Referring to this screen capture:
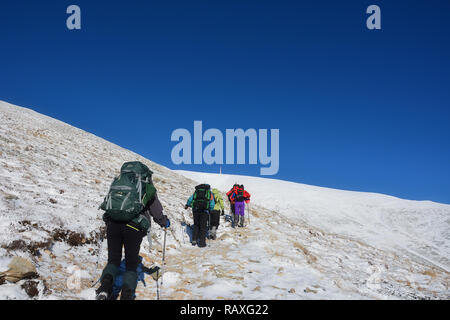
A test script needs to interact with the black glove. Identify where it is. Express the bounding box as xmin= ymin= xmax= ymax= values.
xmin=184 ymin=205 xmax=189 ymax=210
xmin=221 ymin=210 xmax=224 ymax=216
xmin=102 ymin=213 xmax=110 ymax=223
